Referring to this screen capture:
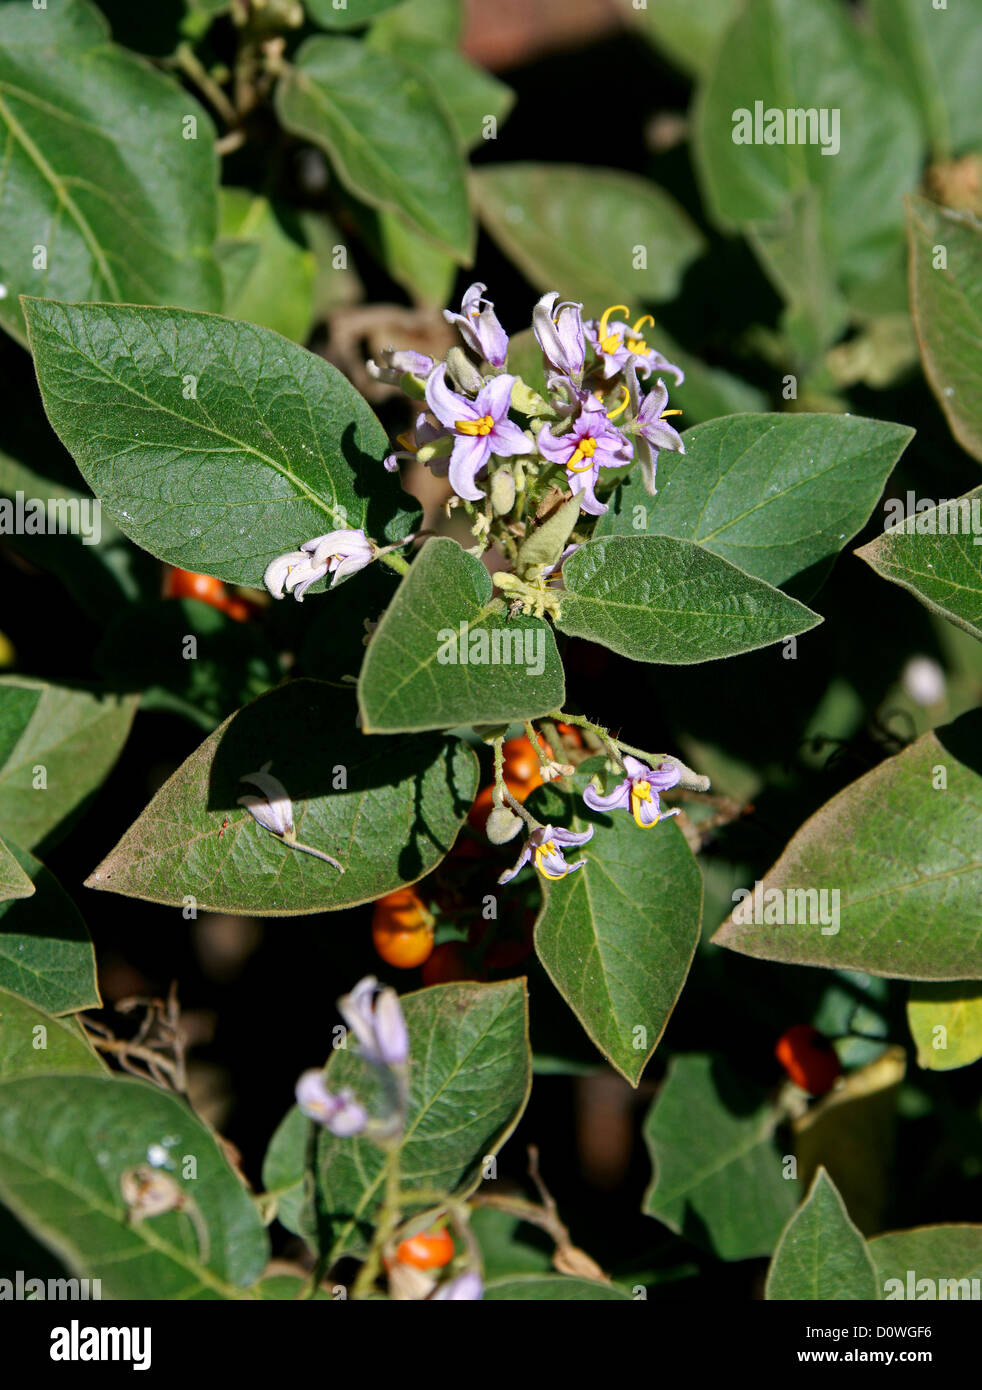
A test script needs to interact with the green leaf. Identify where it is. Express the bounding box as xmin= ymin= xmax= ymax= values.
xmin=0 ymin=1074 xmax=269 ymax=1297
xmin=870 ymin=1225 xmax=982 ymax=1298
xmin=712 ymin=713 xmax=982 ymax=979
xmin=0 ymin=833 xmax=33 ymax=903
xmin=871 ymin=0 xmax=982 ymax=160
xmin=368 ymin=33 xmax=513 ymax=152
xmin=527 ymin=772 xmax=702 ymax=1086
xmin=0 ymin=676 xmax=137 ymax=853
xmin=261 ymin=1104 xmax=310 ymax=1238
xmin=306 ymin=0 xmax=404 ymax=28
xmin=217 ymin=190 xmax=316 ymax=343
xmin=0 ymin=0 xmax=221 ymax=345
xmin=556 ymin=535 xmax=821 ymax=663
xmin=626 ymin=0 xmax=739 ymax=78
xmin=0 ymin=987 xmax=105 ymax=1080
xmin=597 ymin=413 xmax=913 ymax=589
xmin=368 ymin=0 xmax=461 ymax=47
xmin=0 ymin=840 xmax=99 ymax=1014
xmin=643 ymin=1053 xmax=799 ymax=1260
xmin=907 ymin=982 xmax=982 ymax=1071
xmin=23 ymin=298 xmax=418 ymax=588
xmin=357 ymin=205 xmax=456 ymax=308
xmin=313 ymin=980 xmax=531 ymax=1259
xmin=473 ymin=164 xmax=704 ymax=309
xmin=484 ymin=1274 xmax=632 ymax=1301
xmin=855 ymin=486 xmax=982 ymax=641
xmin=907 ymin=198 xmax=982 ymax=465
xmin=85 ymin=679 xmax=479 ymax=915
xmin=357 ymin=538 xmax=565 ymax=734
xmin=693 ymin=0 xmax=923 ymax=307
xmin=255 ymin=1273 xmax=331 ymax=1299
xmin=275 ymin=36 xmax=472 ymax=262
xmin=765 ymin=1168 xmax=878 ymax=1300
